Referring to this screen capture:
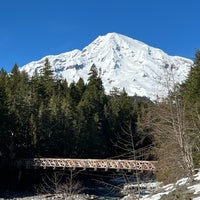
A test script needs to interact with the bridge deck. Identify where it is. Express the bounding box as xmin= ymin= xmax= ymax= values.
xmin=16 ymin=158 xmax=157 ymax=171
